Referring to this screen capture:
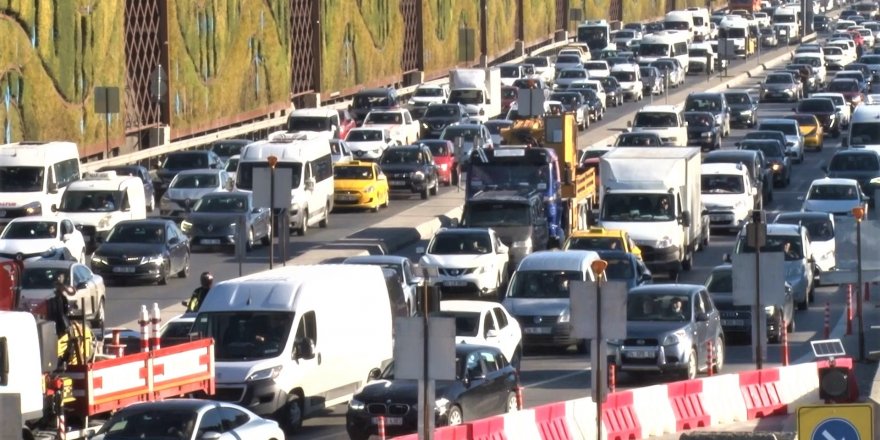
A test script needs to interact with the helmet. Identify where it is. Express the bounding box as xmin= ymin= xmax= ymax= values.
xmin=200 ymin=272 xmax=214 ymax=287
